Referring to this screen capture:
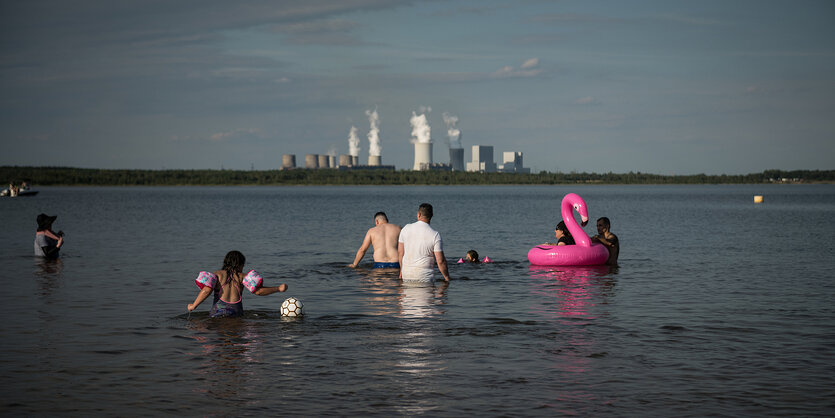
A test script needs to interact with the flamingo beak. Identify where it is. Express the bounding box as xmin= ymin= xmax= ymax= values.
xmin=581 ymin=216 xmax=589 ymax=227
